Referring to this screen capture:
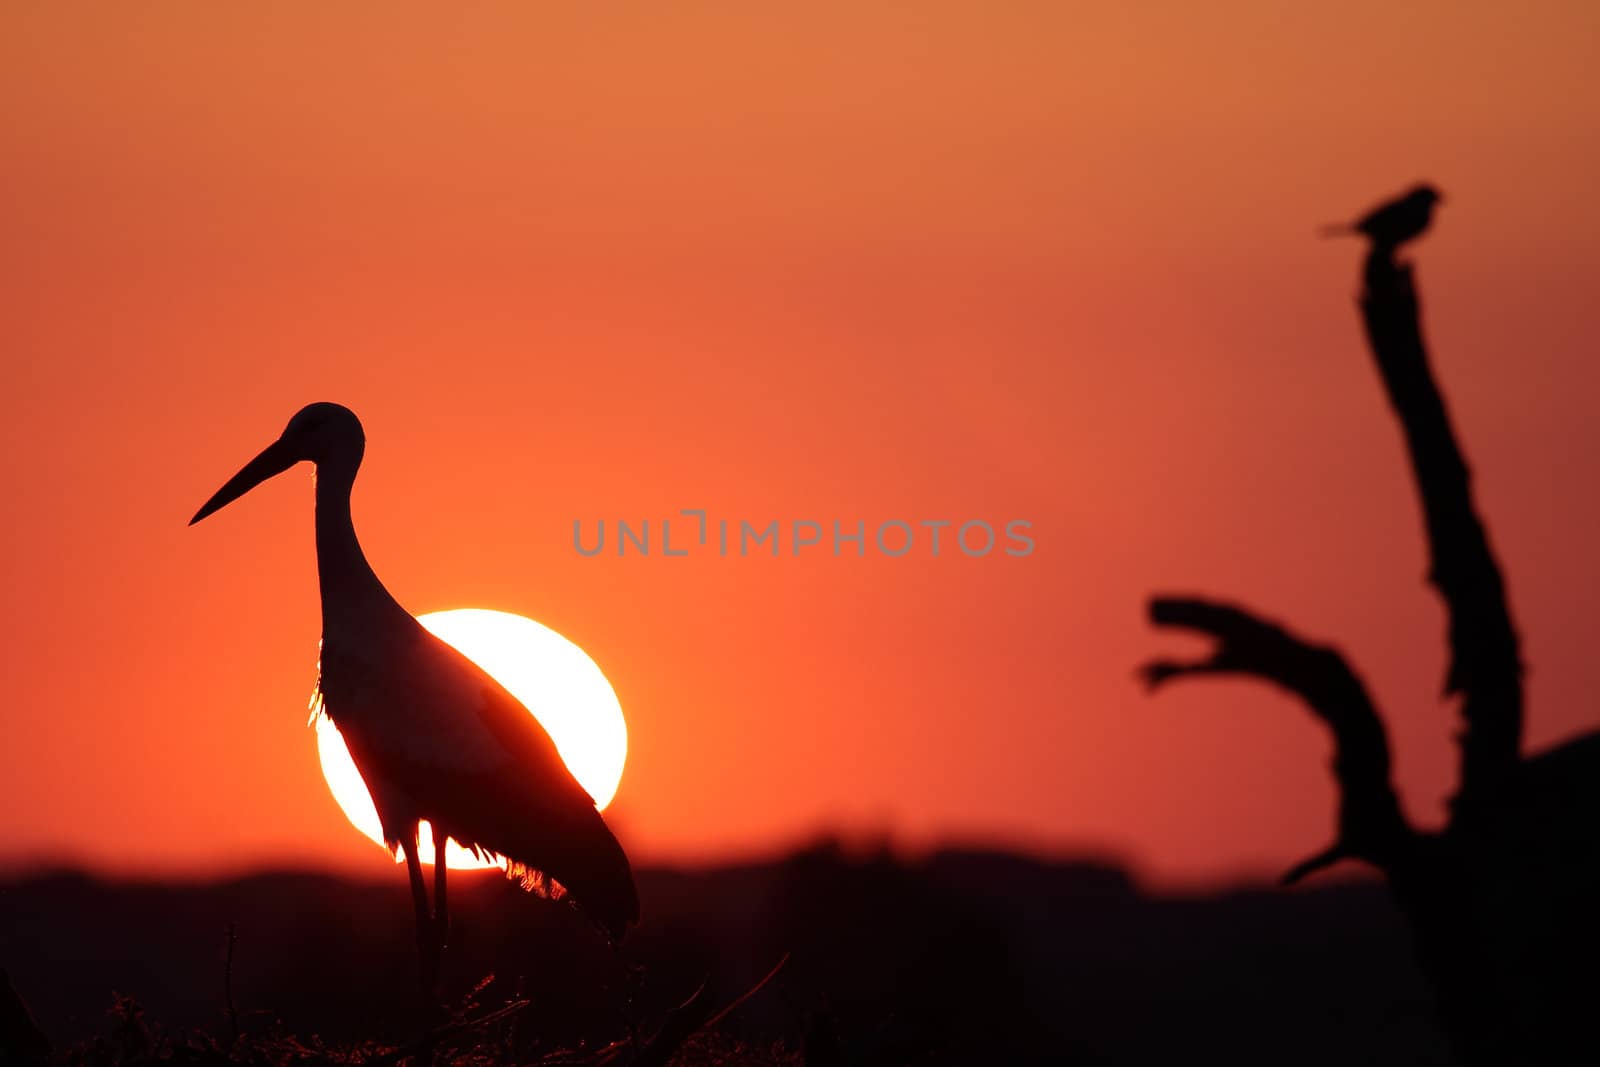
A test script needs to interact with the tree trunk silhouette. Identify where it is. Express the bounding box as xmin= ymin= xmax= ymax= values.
xmin=1356 ymin=252 xmax=1524 ymax=808
xmin=1146 ymin=239 xmax=1600 ymax=1064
